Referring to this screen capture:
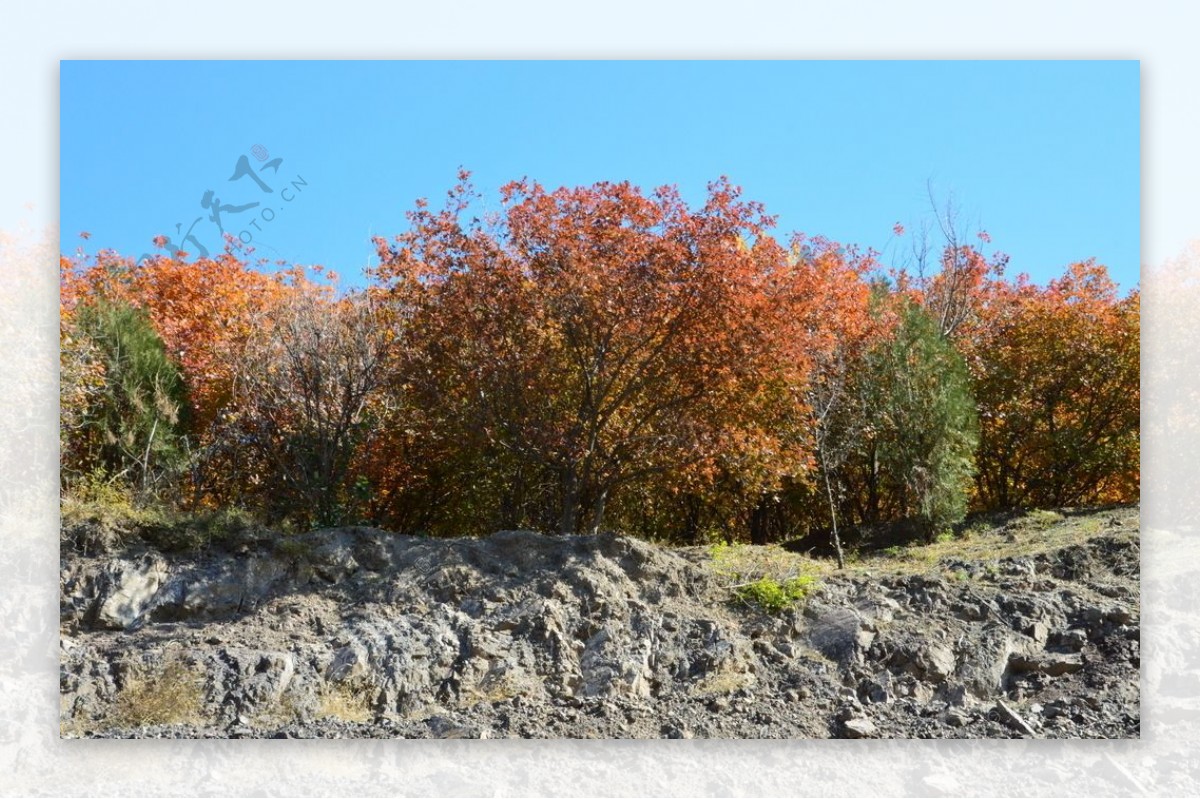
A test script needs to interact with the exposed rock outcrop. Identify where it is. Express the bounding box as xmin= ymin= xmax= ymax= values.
xmin=60 ymin=508 xmax=1140 ymax=739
